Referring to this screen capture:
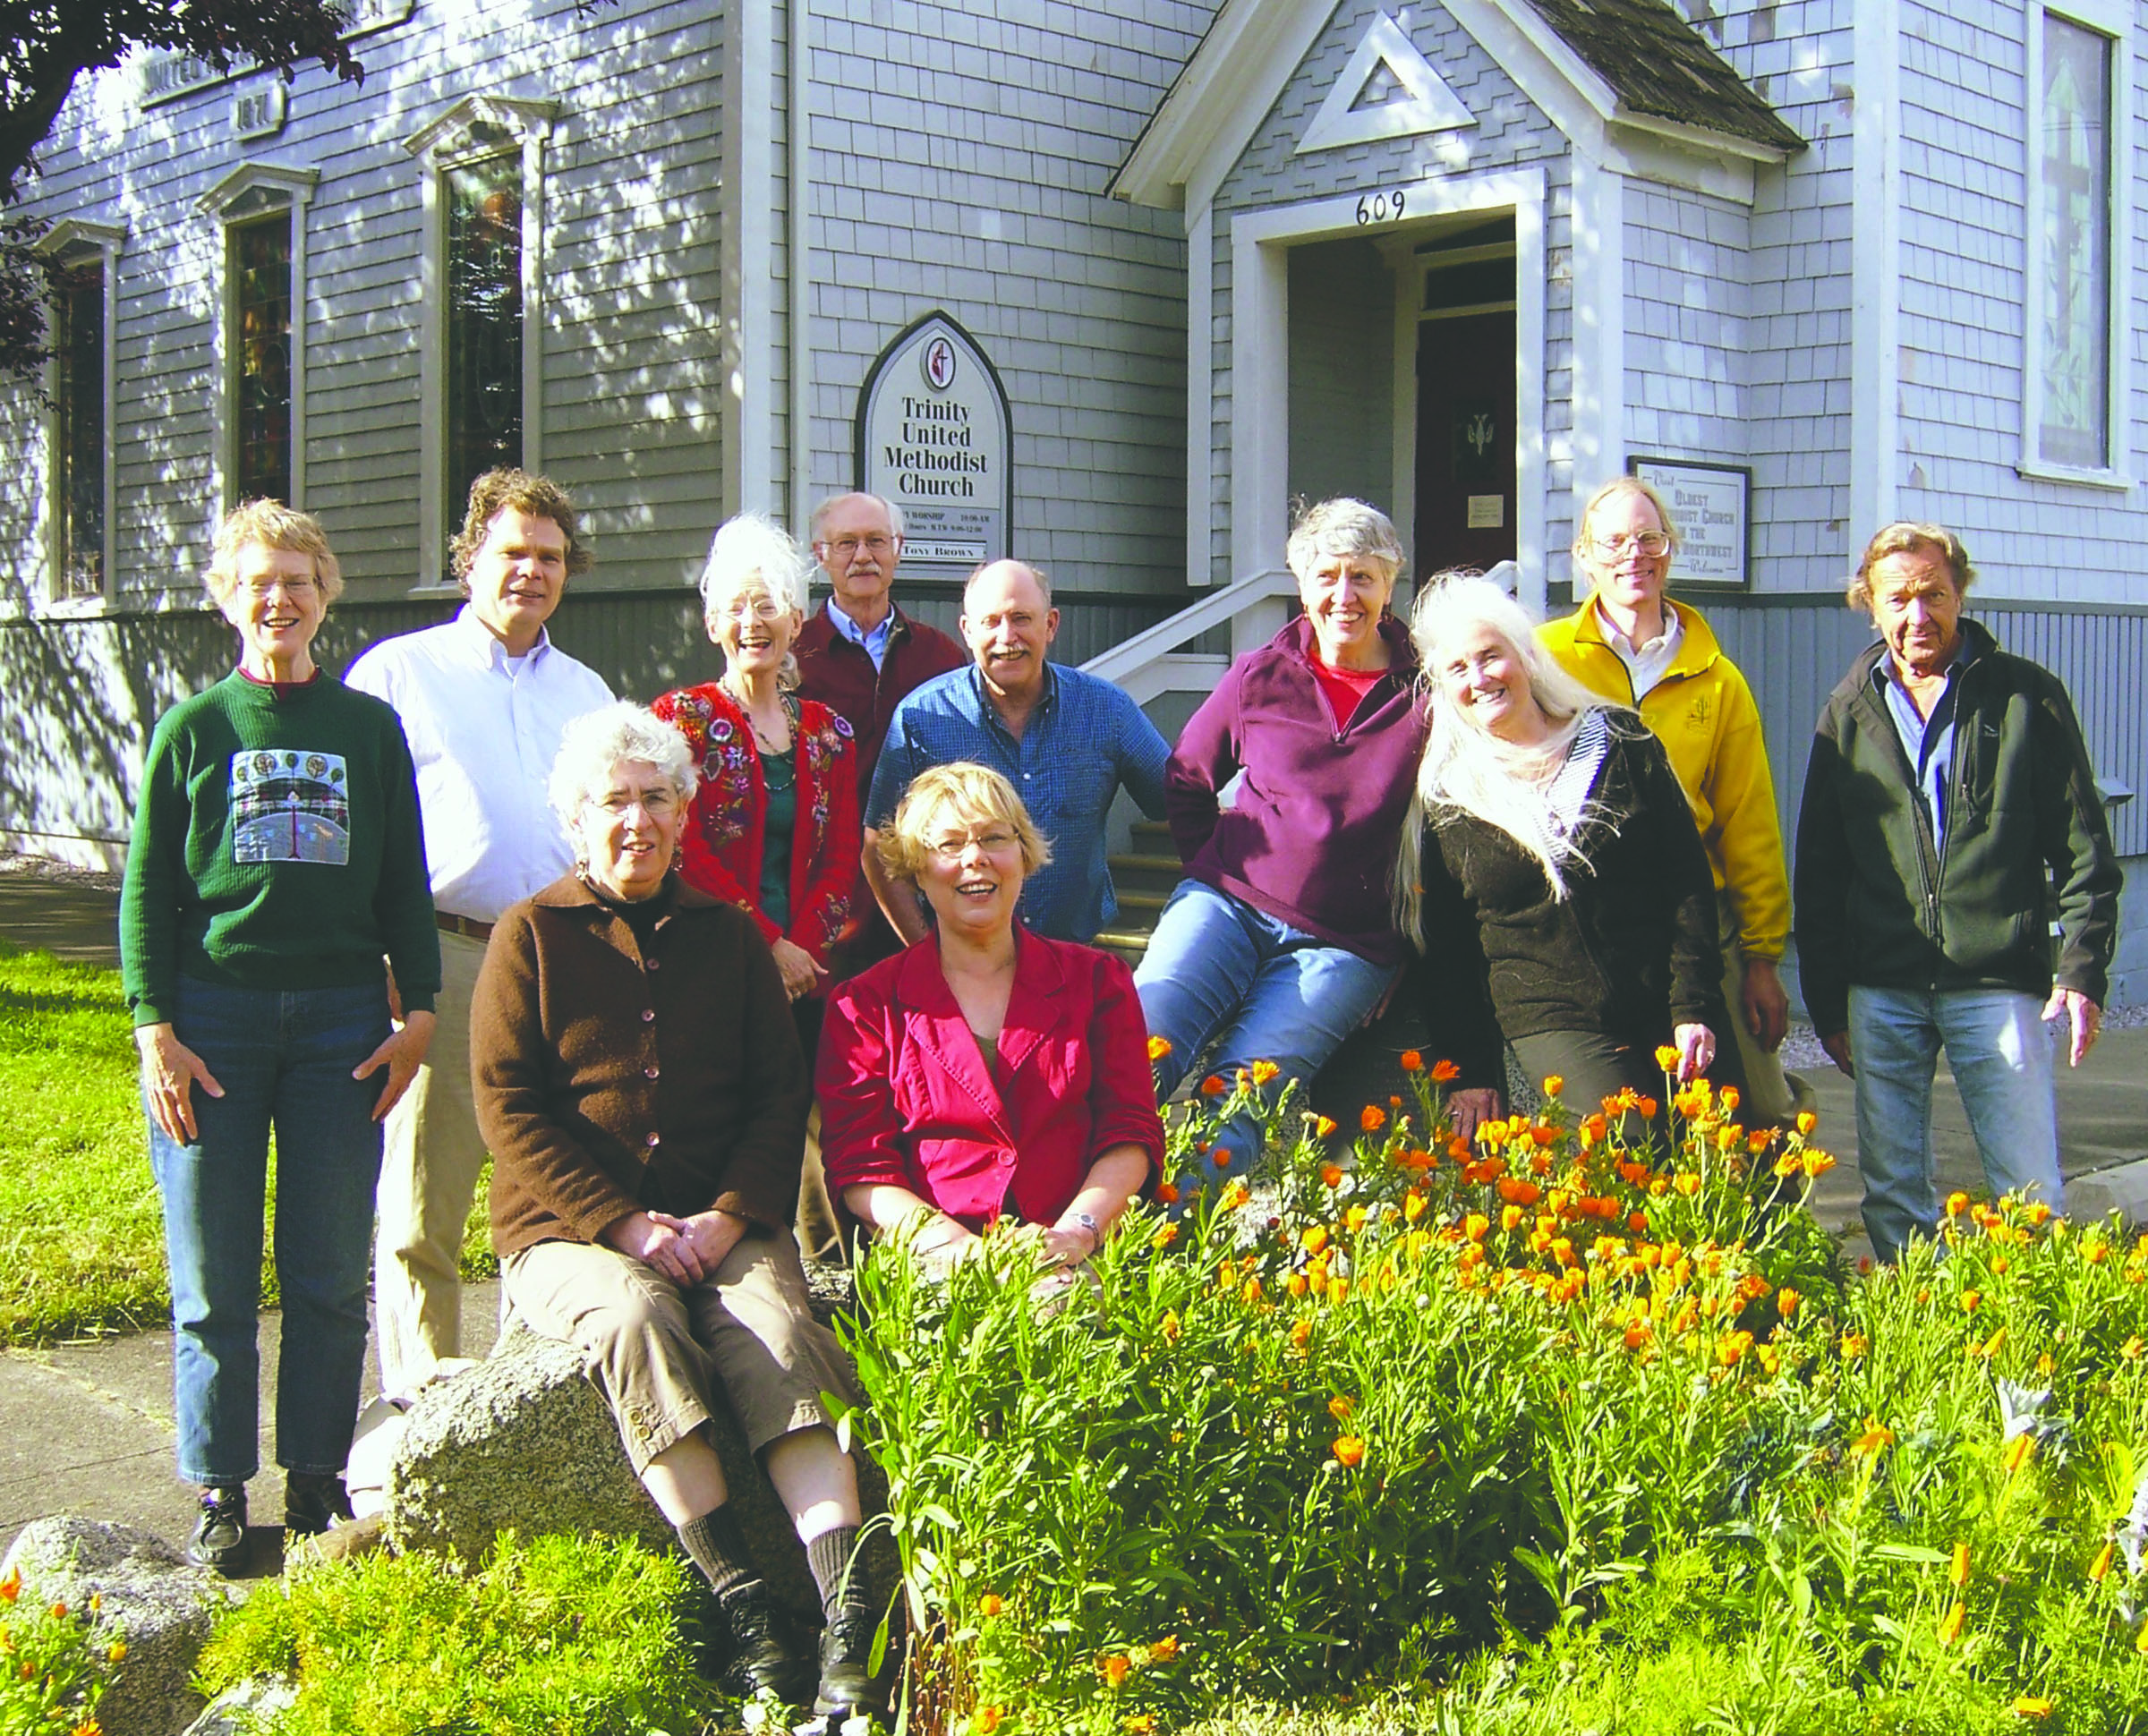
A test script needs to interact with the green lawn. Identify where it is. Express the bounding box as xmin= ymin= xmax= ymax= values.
xmin=0 ymin=941 xmax=494 ymax=1346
